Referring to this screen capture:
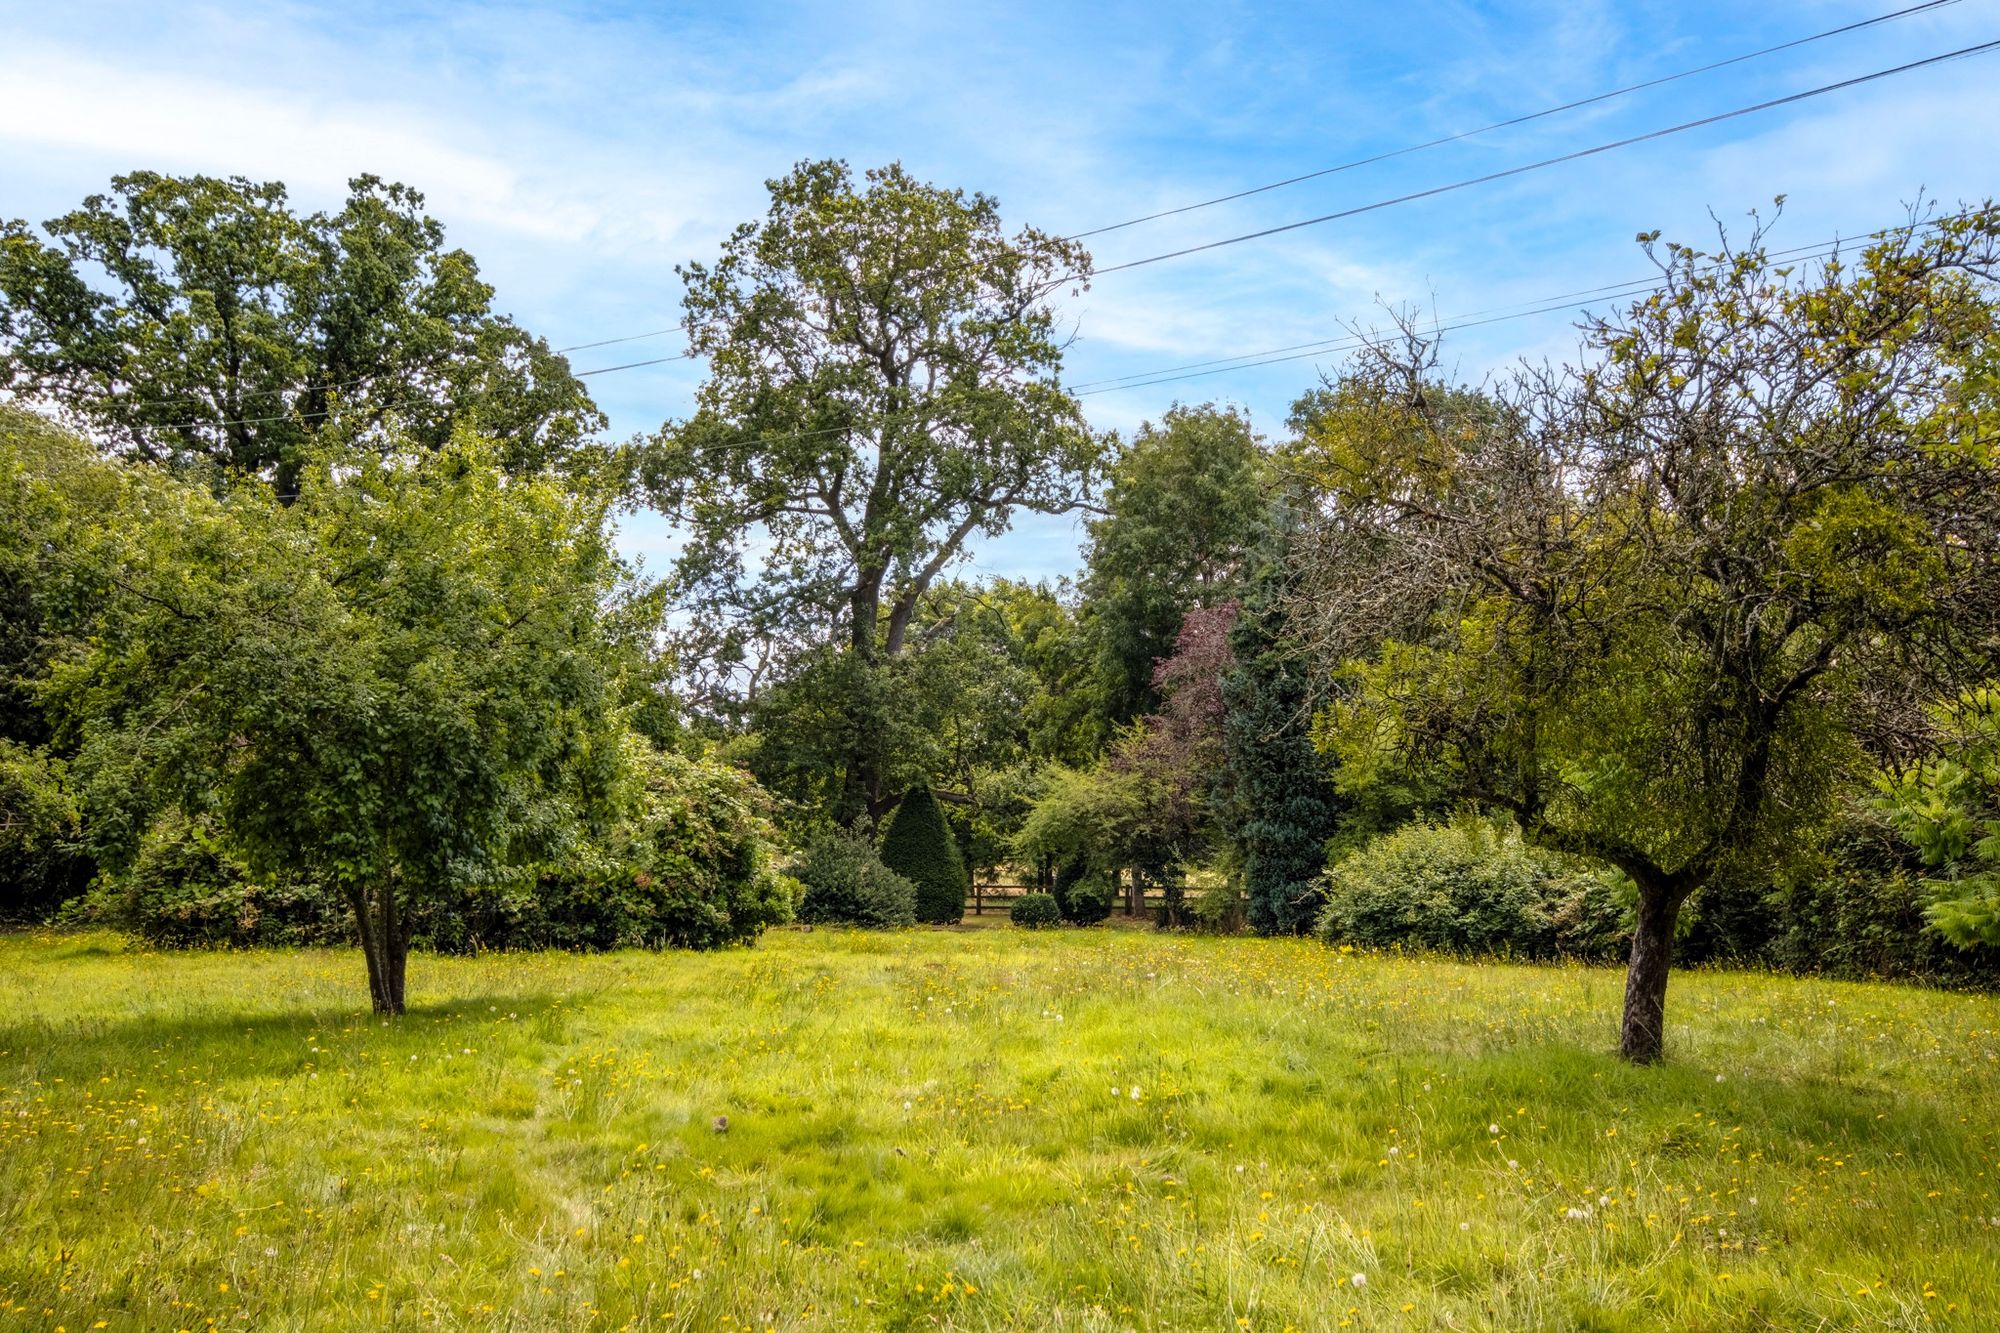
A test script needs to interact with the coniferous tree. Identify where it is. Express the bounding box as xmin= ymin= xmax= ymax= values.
xmin=880 ymin=786 xmax=967 ymax=924
xmin=1222 ymin=519 xmax=1340 ymax=934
